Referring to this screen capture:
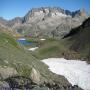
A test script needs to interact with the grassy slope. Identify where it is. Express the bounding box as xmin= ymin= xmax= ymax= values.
xmin=33 ymin=38 xmax=81 ymax=60
xmin=0 ymin=30 xmax=36 ymax=75
xmin=0 ymin=28 xmax=69 ymax=85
